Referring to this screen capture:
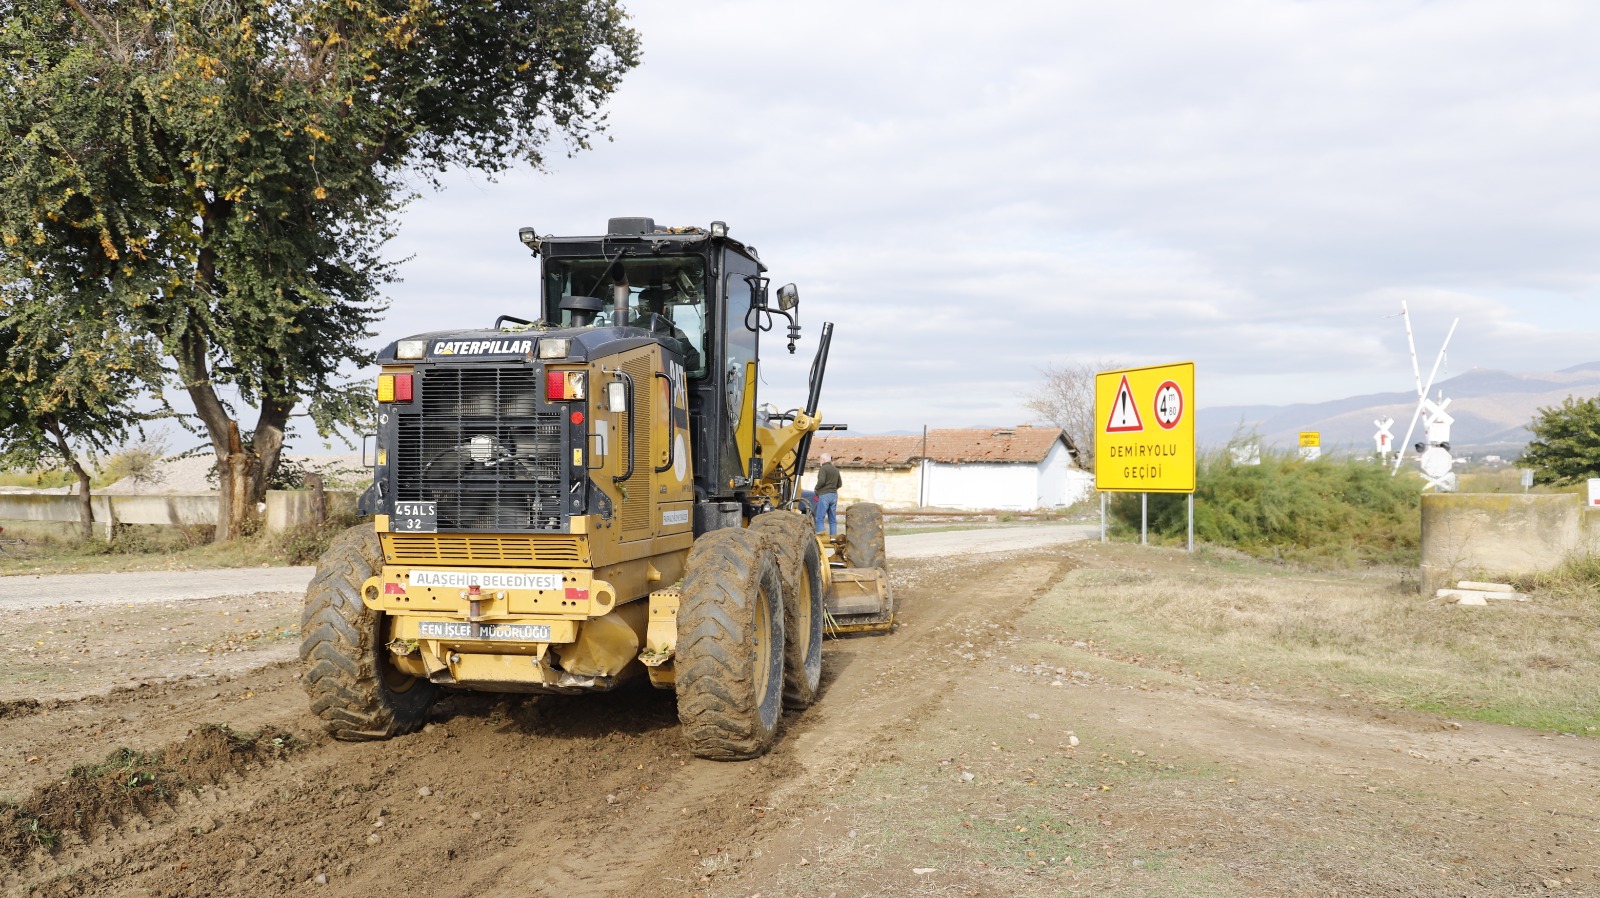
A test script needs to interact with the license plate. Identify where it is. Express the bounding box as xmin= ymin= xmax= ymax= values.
xmin=393 ymin=502 xmax=437 ymax=533
xmin=417 ymin=620 xmax=552 ymax=641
